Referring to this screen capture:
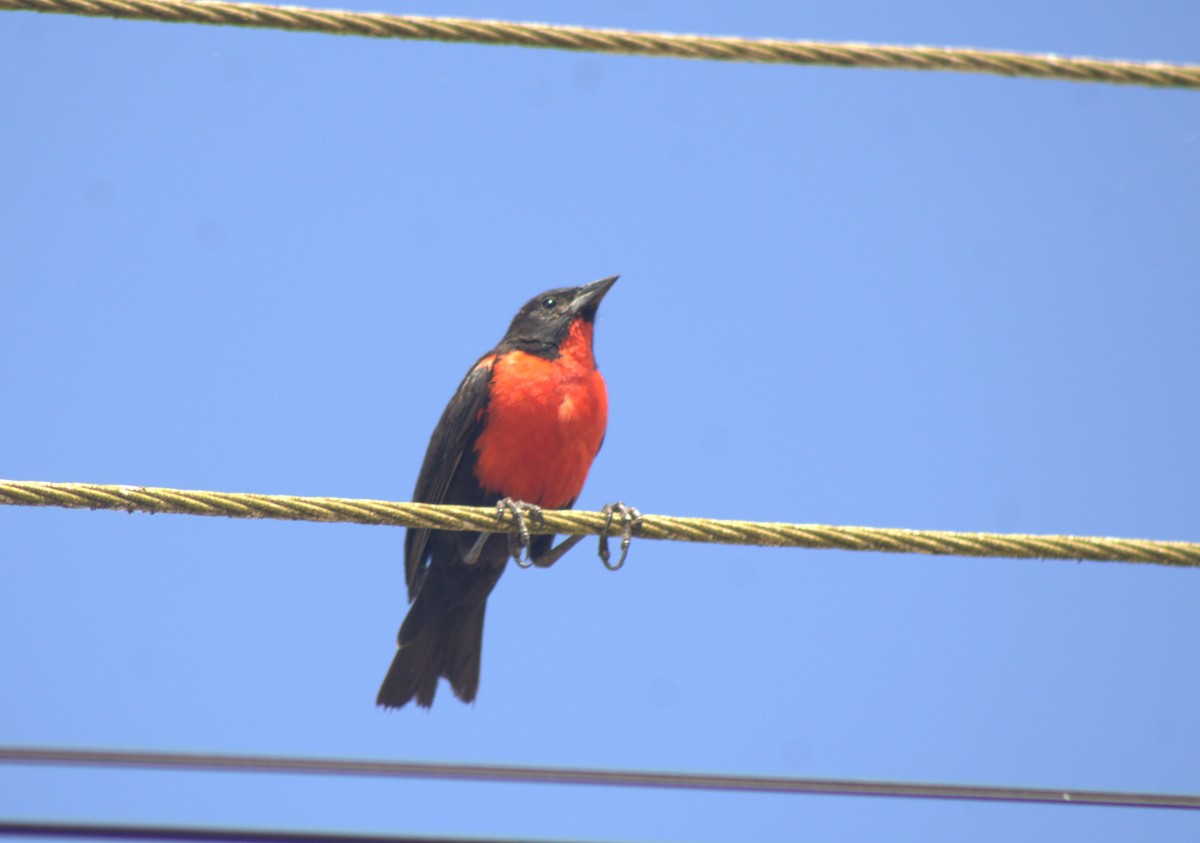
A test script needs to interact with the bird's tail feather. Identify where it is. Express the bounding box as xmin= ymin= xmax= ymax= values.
xmin=442 ymin=602 xmax=485 ymax=703
xmin=376 ymin=599 xmax=486 ymax=709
